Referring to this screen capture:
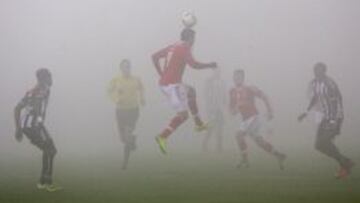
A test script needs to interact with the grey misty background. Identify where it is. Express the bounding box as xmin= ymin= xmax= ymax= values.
xmin=0 ymin=0 xmax=359 ymax=161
